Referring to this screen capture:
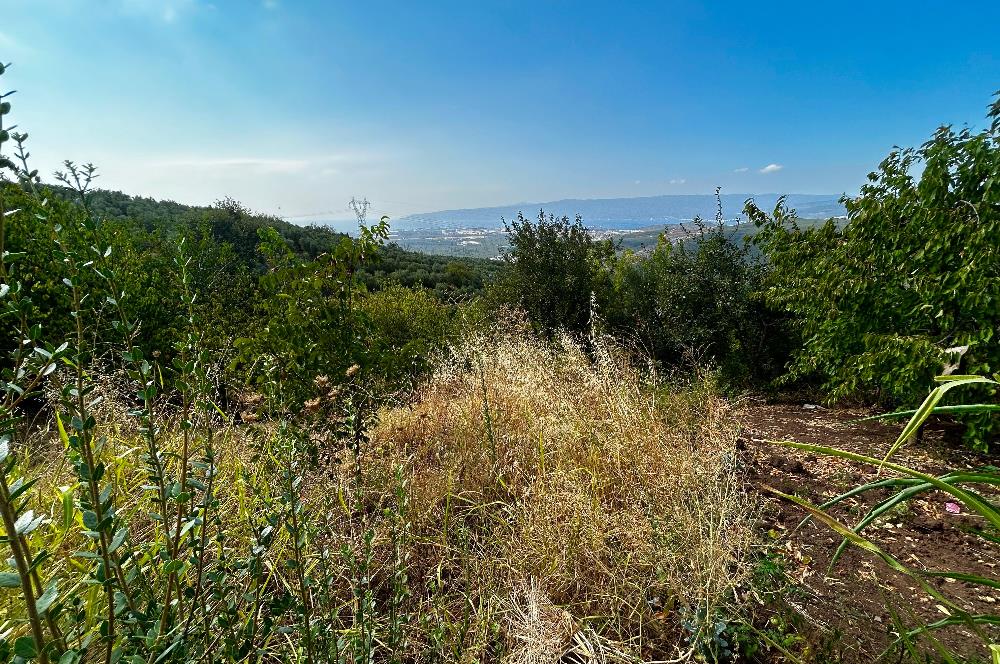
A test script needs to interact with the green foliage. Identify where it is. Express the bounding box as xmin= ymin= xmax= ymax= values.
xmin=357 ymin=283 xmax=456 ymax=388
xmin=748 ymin=94 xmax=1000 ymax=445
xmin=491 ymin=210 xmax=615 ymax=336
xmin=0 ymin=181 xmax=103 ymax=347
xmin=605 ymin=205 xmax=789 ymax=387
xmin=233 ymin=220 xmax=390 ymax=408
xmin=359 ymin=245 xmax=498 ymax=300
xmin=0 ymin=67 xmax=466 ymax=663
xmin=50 ymin=185 xmax=498 ymax=299
xmin=0 ymin=173 xmax=480 ymax=401
xmin=49 ymin=186 xmax=347 ymax=258
xmin=490 ymin=202 xmax=789 ymax=388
